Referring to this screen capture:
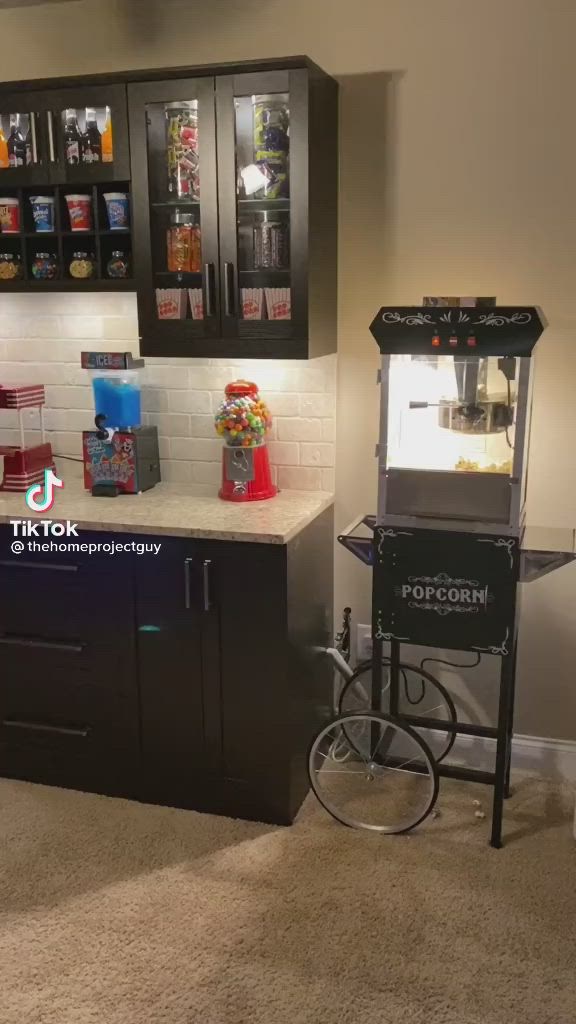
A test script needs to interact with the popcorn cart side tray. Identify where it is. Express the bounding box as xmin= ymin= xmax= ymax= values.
xmin=337 ymin=514 xmax=375 ymax=566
